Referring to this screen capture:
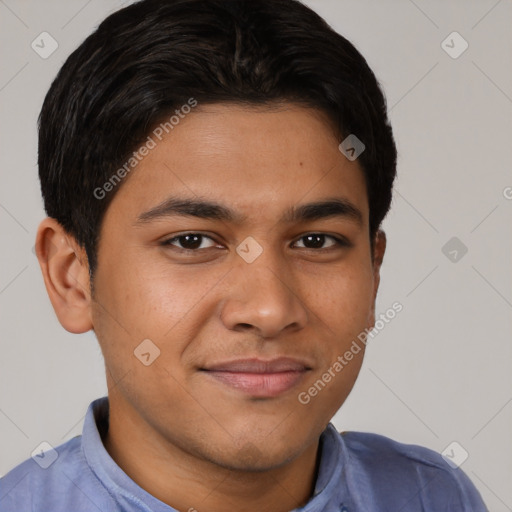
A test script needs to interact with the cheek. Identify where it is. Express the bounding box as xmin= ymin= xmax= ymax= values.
xmin=296 ymin=348 xmax=365 ymax=428
xmin=91 ymin=252 xmax=226 ymax=371
xmin=95 ymin=249 xmax=195 ymax=333
xmin=130 ymin=265 xmax=228 ymax=341
xmin=308 ymin=263 xmax=375 ymax=337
